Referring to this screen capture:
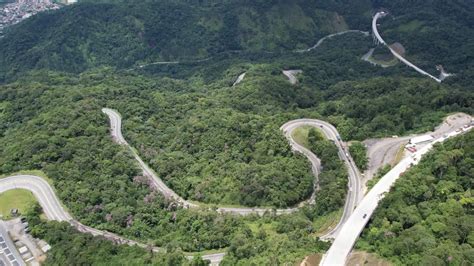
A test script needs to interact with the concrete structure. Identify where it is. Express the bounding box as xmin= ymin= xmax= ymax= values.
xmin=409 ymin=135 xmax=434 ymax=145
xmin=321 ymin=125 xmax=472 ymax=266
xmin=372 ymin=11 xmax=443 ymax=83
xmin=0 ymin=221 xmax=25 ymax=266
